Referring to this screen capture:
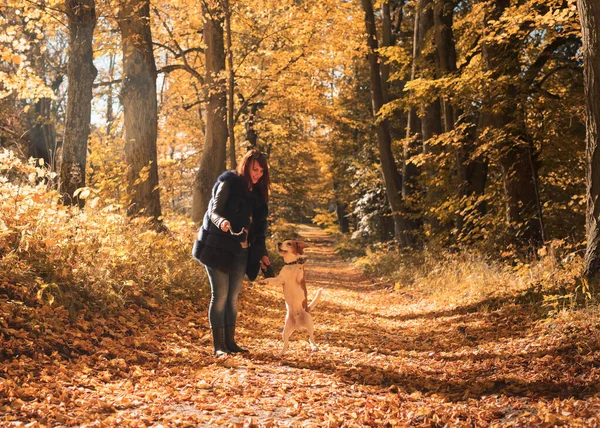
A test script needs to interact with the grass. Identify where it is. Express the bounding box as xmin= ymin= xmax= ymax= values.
xmin=349 ymin=236 xmax=596 ymax=317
